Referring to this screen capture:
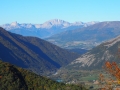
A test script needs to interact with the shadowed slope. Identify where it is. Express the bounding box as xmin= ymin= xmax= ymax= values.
xmin=0 ymin=27 xmax=79 ymax=75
